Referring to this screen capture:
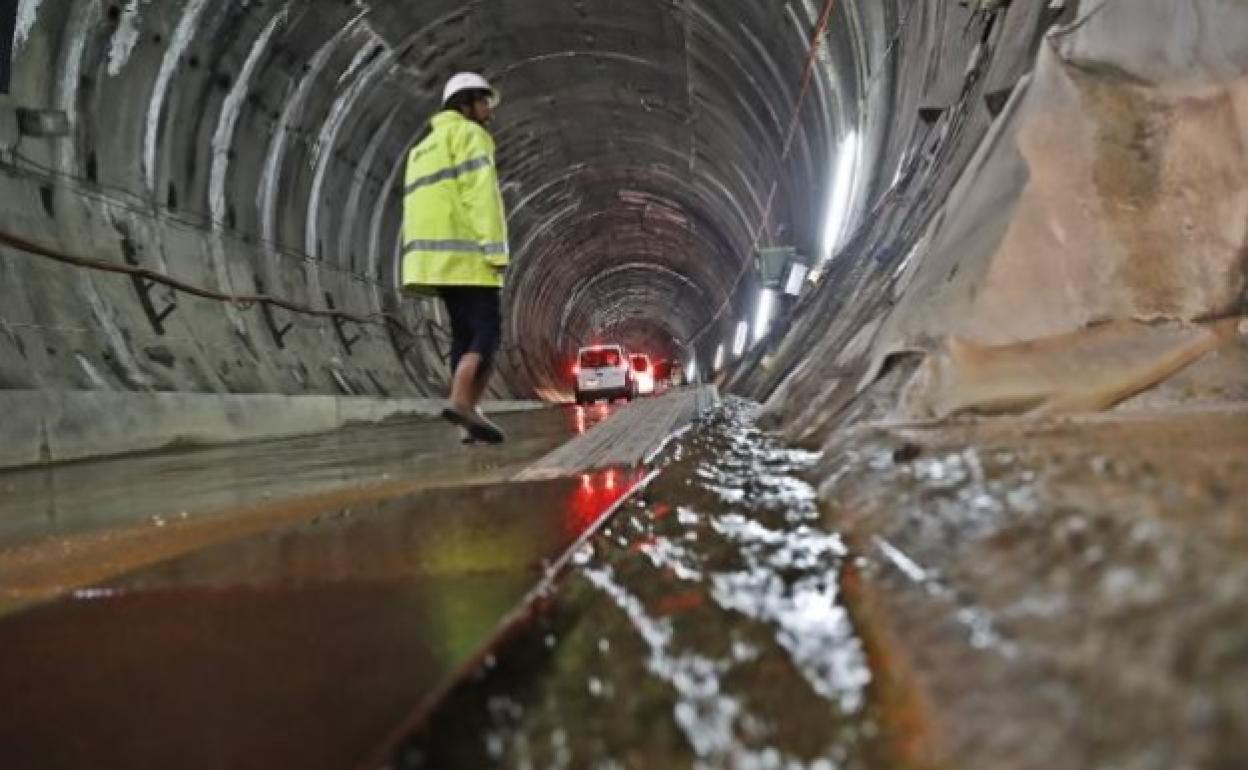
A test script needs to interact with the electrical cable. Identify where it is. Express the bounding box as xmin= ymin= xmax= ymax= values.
xmin=0 ymin=227 xmax=414 ymax=334
xmin=687 ymin=0 xmax=841 ymax=348
xmin=687 ymin=0 xmax=938 ymax=351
